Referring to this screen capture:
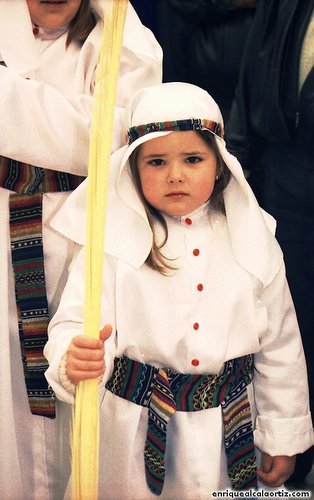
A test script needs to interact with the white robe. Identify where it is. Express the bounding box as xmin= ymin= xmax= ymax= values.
xmin=0 ymin=1 xmax=162 ymax=499
xmin=45 ymin=204 xmax=313 ymax=500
